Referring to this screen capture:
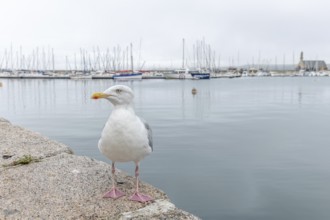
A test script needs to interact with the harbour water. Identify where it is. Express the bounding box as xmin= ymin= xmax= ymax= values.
xmin=1 ymin=78 xmax=330 ymax=219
